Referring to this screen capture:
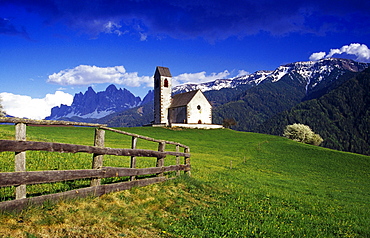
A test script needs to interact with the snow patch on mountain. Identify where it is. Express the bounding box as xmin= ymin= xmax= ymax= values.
xmin=232 ymin=70 xmax=272 ymax=85
xmin=271 ymin=66 xmax=291 ymax=82
xmin=63 ymin=109 xmax=116 ymax=119
xmin=173 ymin=58 xmax=369 ymax=95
